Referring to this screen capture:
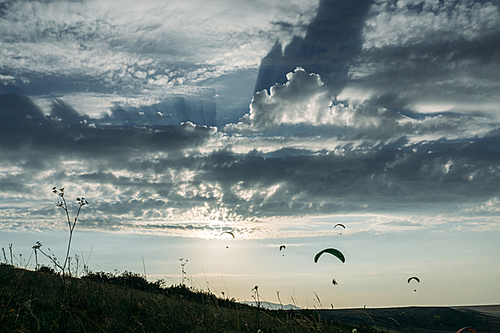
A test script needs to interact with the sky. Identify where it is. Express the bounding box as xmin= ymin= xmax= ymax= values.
xmin=1 ymin=0 xmax=500 ymax=309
